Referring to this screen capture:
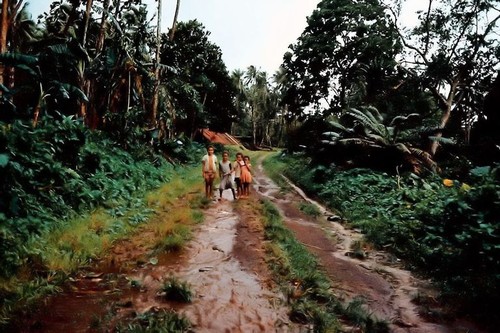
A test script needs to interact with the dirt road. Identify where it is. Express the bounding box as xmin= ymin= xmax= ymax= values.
xmin=11 ymin=153 xmax=485 ymax=332
xmin=252 ymin=157 xmax=484 ymax=333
